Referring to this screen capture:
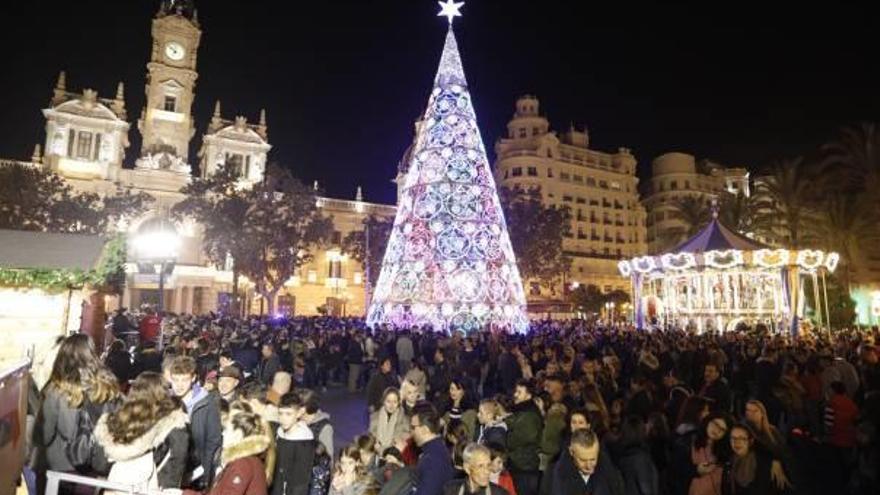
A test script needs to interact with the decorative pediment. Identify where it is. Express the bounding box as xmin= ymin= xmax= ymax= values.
xmin=54 ymin=98 xmax=120 ymax=122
